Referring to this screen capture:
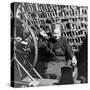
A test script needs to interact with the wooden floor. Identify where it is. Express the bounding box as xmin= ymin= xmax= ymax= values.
xmin=22 ymin=76 xmax=59 ymax=86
